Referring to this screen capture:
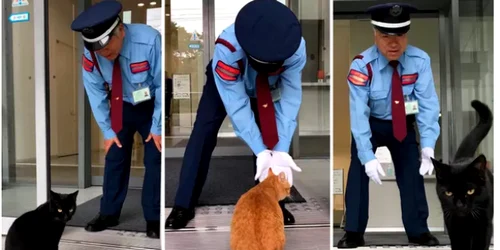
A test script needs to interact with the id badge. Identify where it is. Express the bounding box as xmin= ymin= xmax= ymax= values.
xmin=132 ymin=87 xmax=151 ymax=104
xmin=270 ymin=85 xmax=281 ymax=102
xmin=405 ymin=100 xmax=419 ymax=115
